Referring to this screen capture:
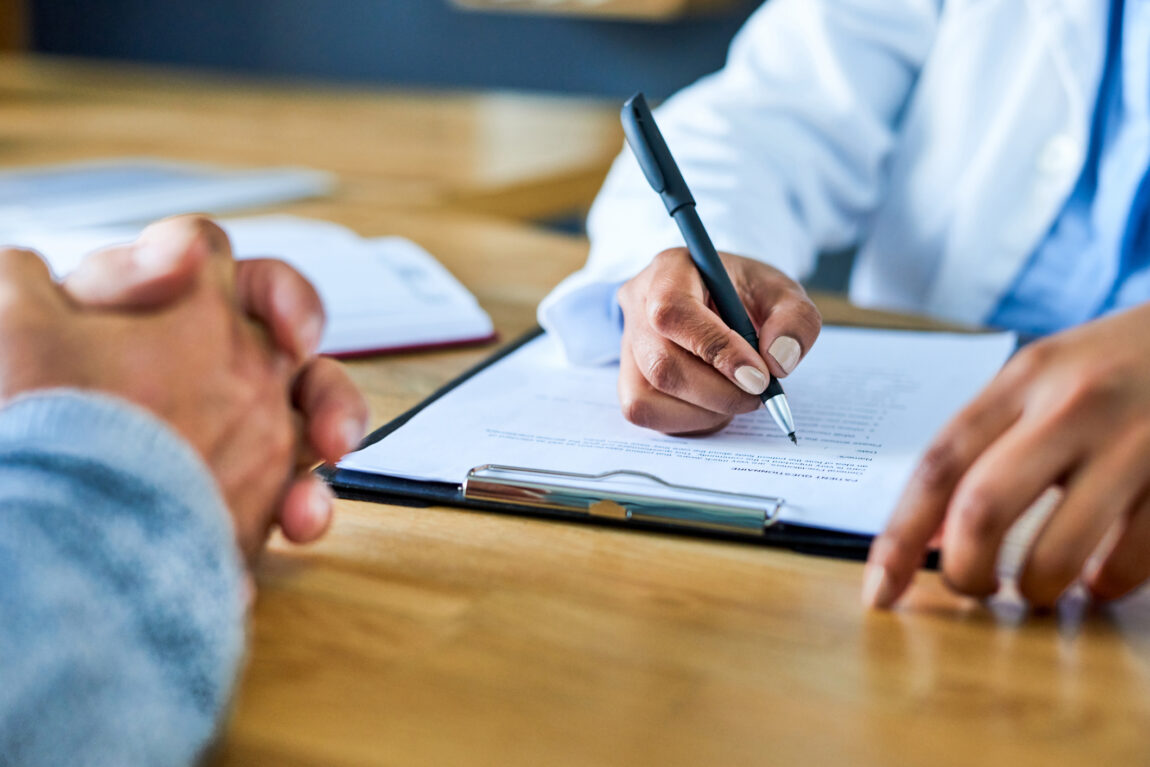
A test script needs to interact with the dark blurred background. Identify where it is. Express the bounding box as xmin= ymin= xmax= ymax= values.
xmin=29 ymin=0 xmax=760 ymax=98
